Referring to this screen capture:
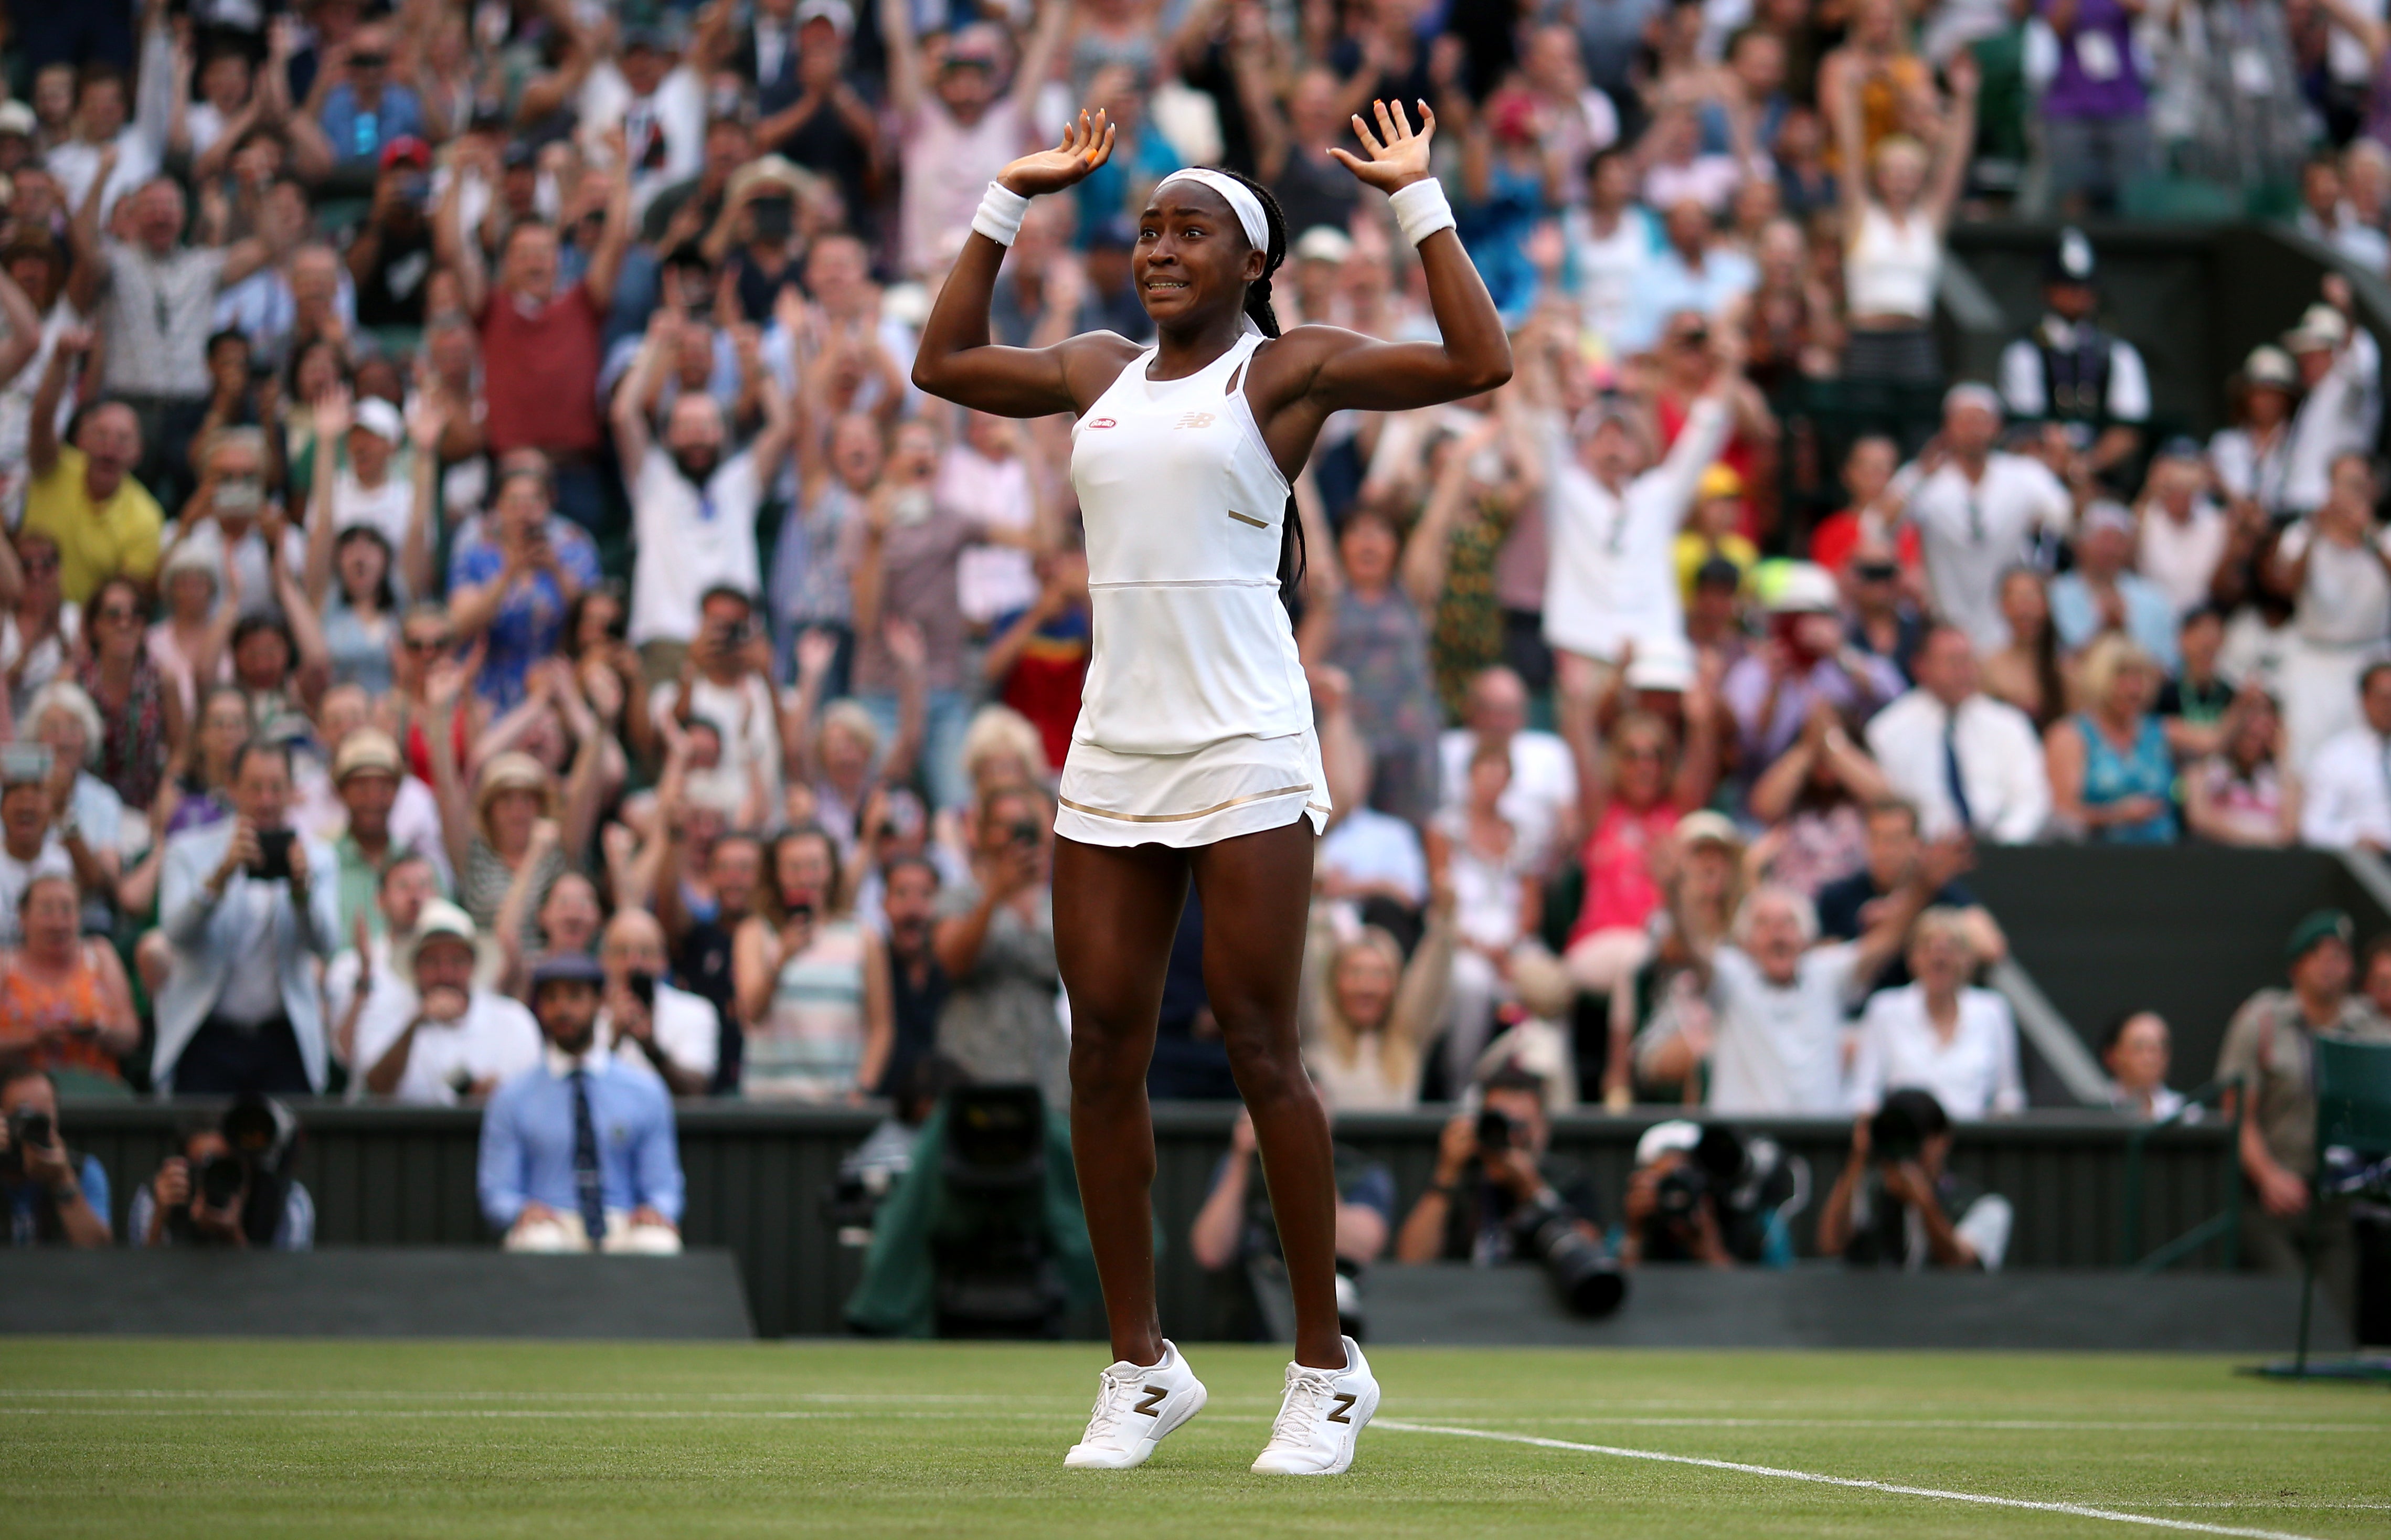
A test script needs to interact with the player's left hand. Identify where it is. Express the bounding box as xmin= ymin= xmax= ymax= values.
xmin=1330 ymin=99 xmax=1436 ymax=194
